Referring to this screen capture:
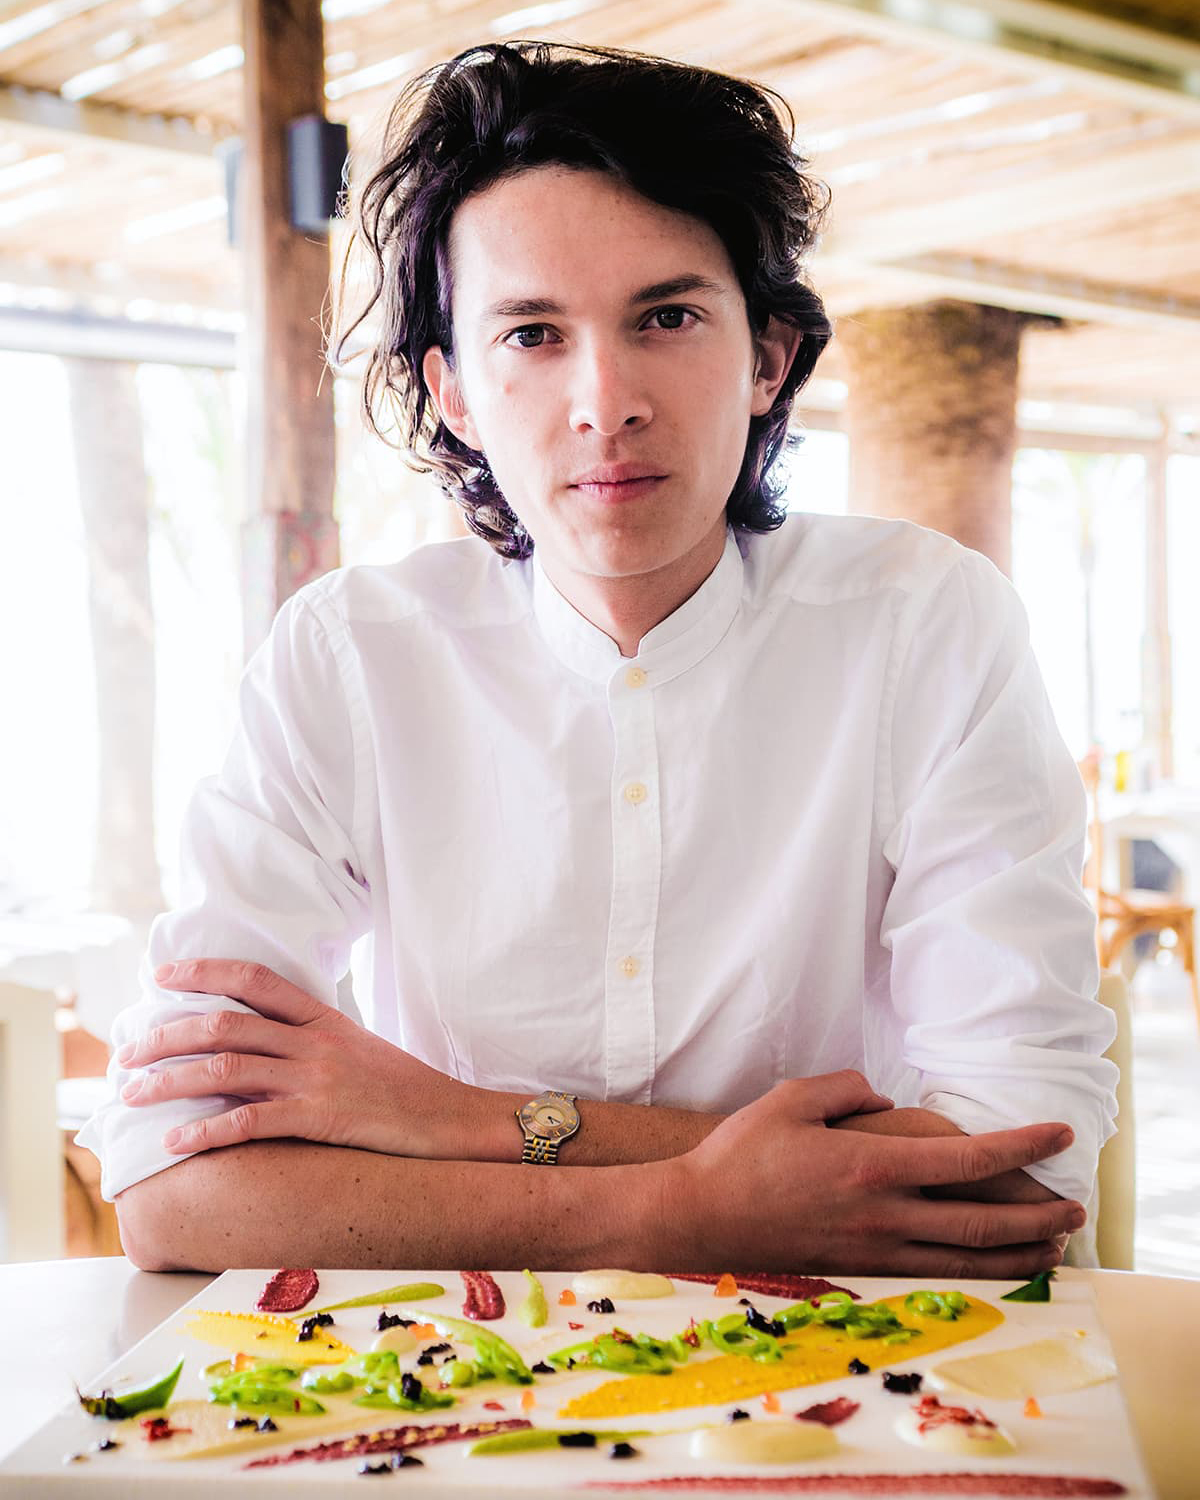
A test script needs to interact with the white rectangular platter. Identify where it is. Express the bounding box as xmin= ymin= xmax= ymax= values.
xmin=0 ymin=1268 xmax=1154 ymax=1498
